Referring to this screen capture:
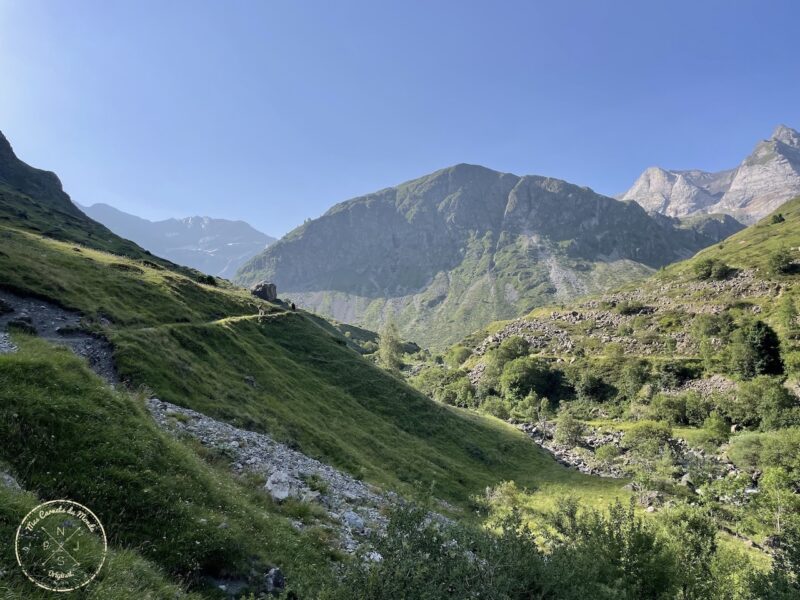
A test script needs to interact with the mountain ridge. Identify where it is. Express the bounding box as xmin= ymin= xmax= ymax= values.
xmin=237 ymin=164 xmax=743 ymax=348
xmin=80 ymin=202 xmax=275 ymax=277
xmin=622 ymin=125 xmax=800 ymax=223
